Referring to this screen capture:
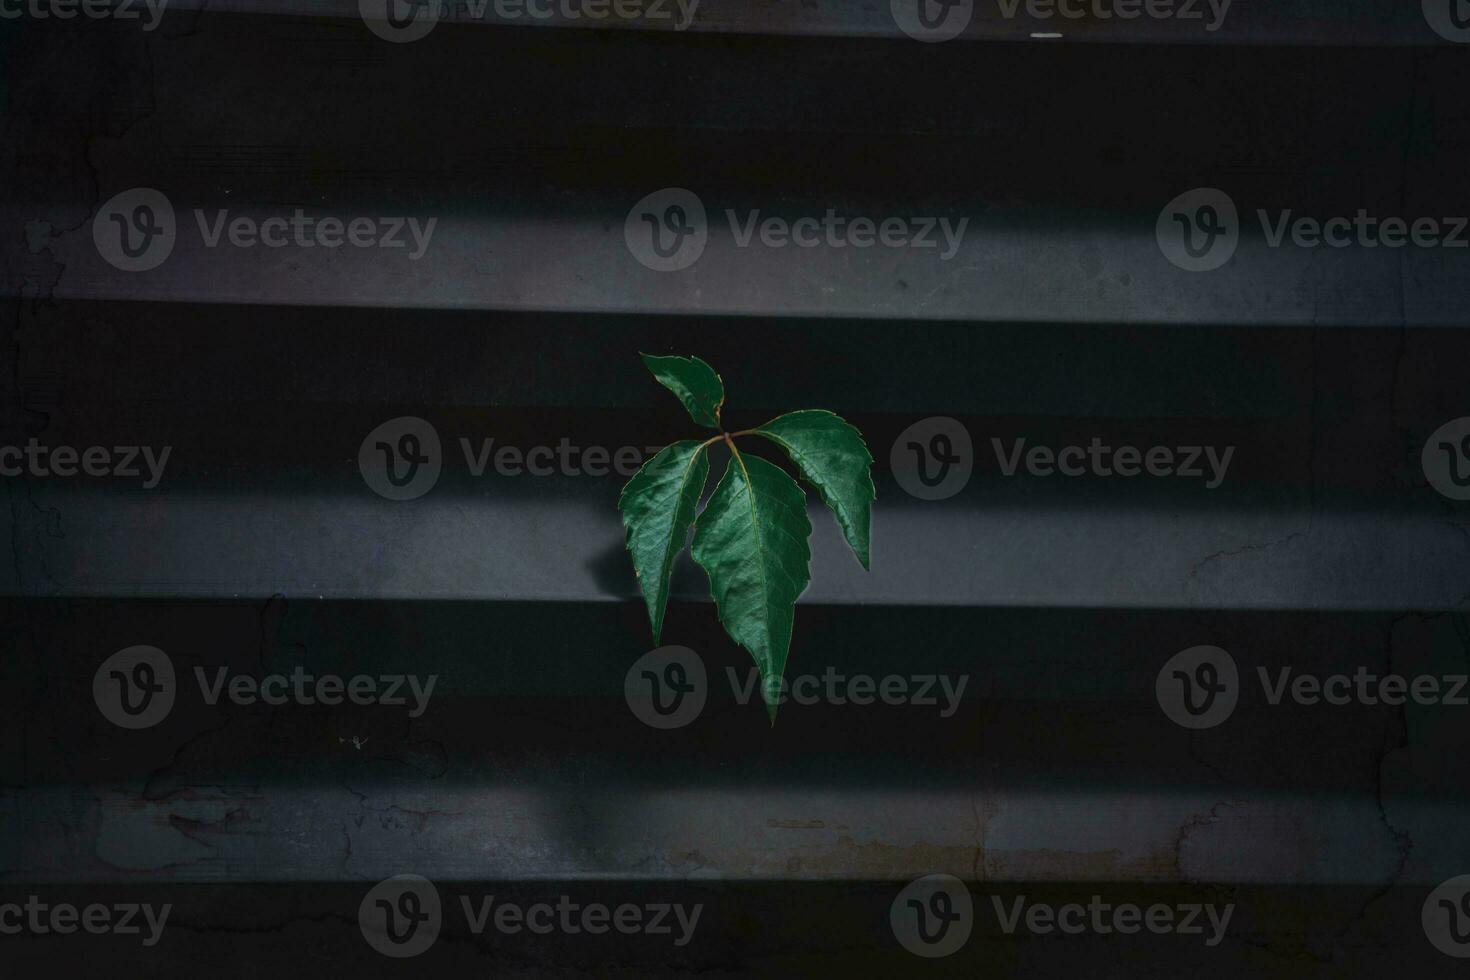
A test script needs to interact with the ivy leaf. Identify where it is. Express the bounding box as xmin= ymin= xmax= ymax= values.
xmin=754 ymin=410 xmax=875 ymax=570
xmin=618 ymin=440 xmax=710 ymax=644
xmin=641 ymin=353 xmax=724 ymax=429
xmin=692 ymin=452 xmax=812 ymax=722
